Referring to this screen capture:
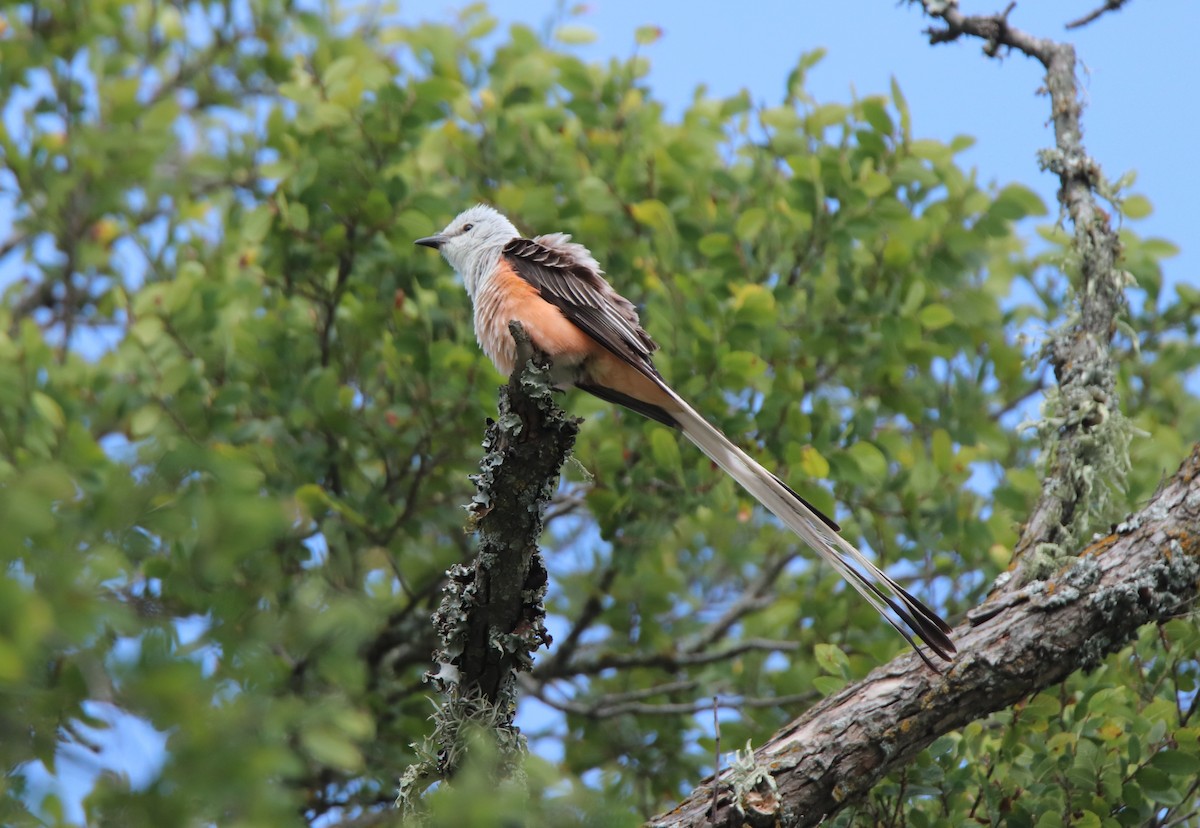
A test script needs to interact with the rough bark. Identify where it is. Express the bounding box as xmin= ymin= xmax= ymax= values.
xmin=398 ymin=323 xmax=579 ymax=803
xmin=652 ymin=445 xmax=1200 ymax=827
